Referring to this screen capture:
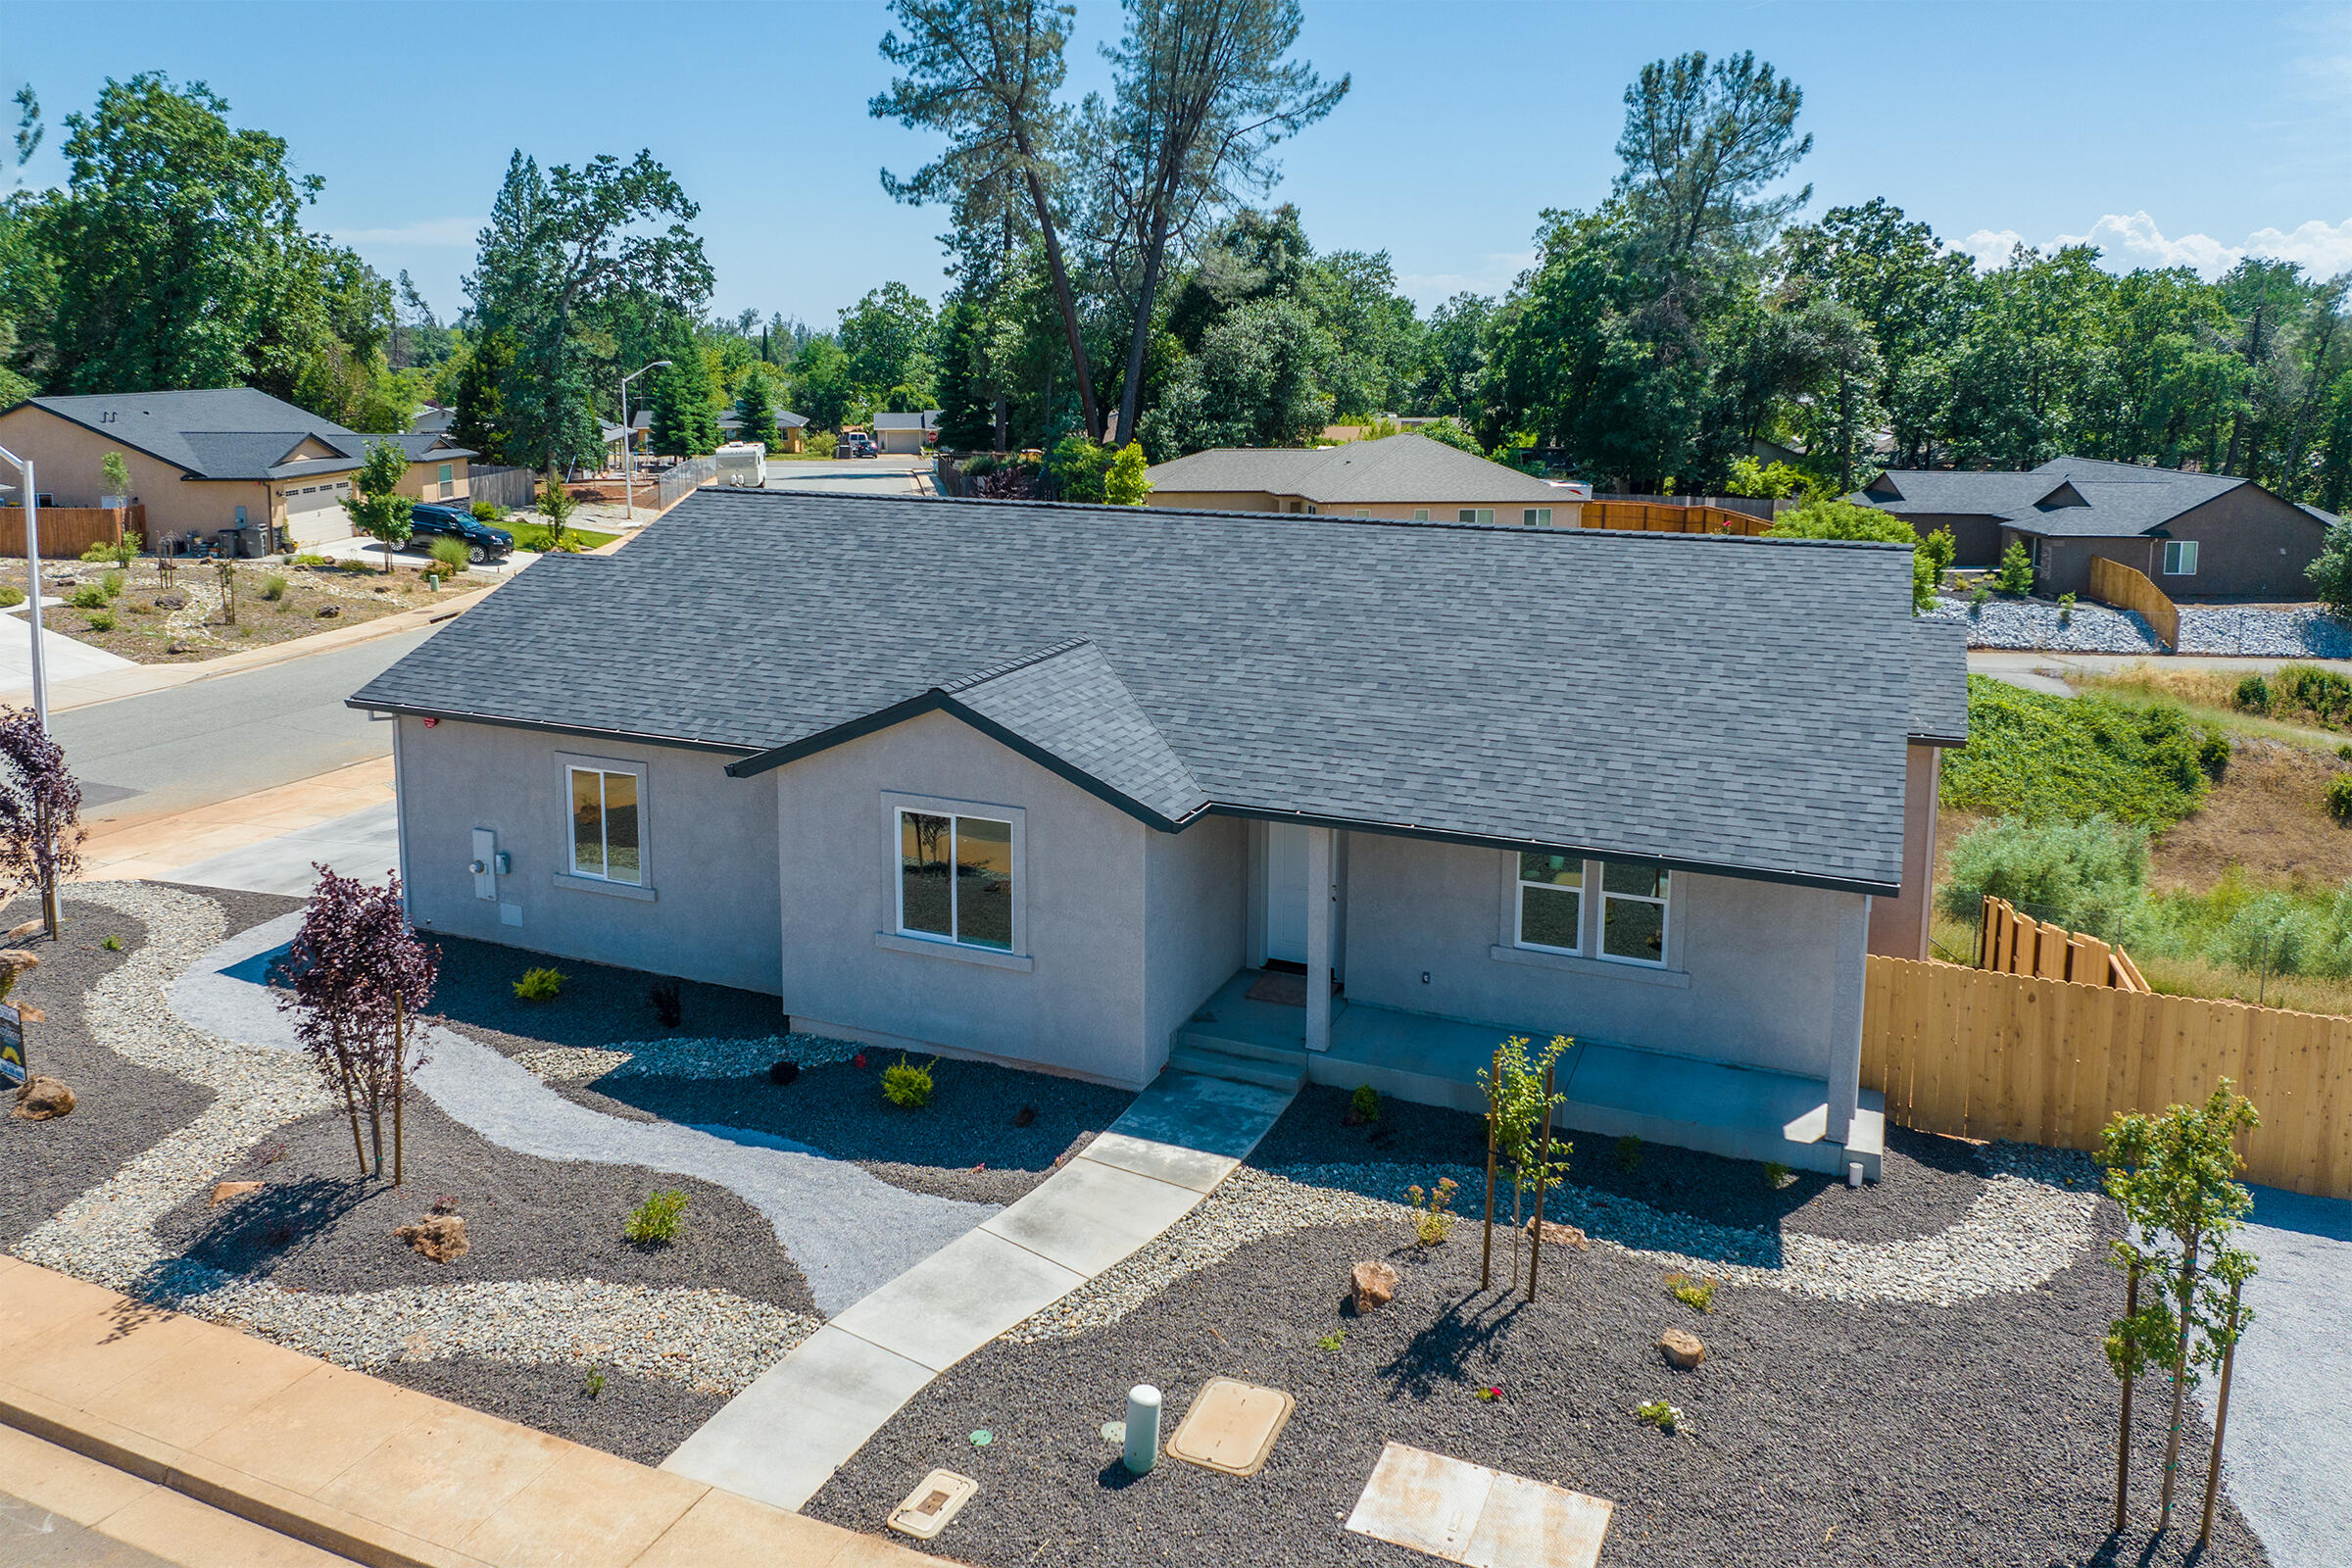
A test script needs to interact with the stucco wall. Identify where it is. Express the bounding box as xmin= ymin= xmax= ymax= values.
xmin=1341 ymin=831 xmax=1865 ymax=1081
xmin=771 ymin=709 xmax=1170 ymax=1088
xmin=0 ymin=405 xmax=273 ymax=538
xmin=1143 ymin=813 xmax=1248 ymax=1067
xmin=394 ymin=456 xmax=472 ymax=503
xmin=1866 ymin=743 xmax=1940 ymax=959
xmin=394 ymin=716 xmax=783 ymax=997
xmin=2017 ymin=486 xmax=2328 ymax=600
xmin=1145 ymin=490 xmax=1582 ymax=526
xmin=1901 ymin=512 xmax=2003 ymax=567
xmin=1147 ymin=490 xmax=1278 ymax=512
